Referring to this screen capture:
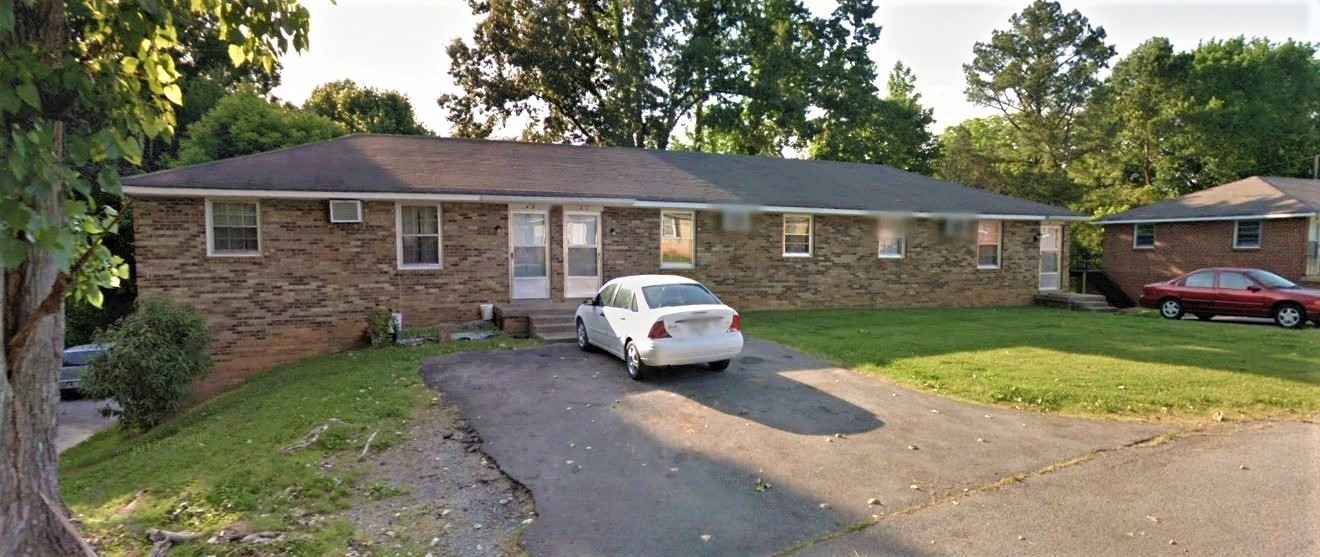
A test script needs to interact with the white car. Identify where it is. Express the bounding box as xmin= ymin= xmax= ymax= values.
xmin=574 ymin=275 xmax=744 ymax=380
